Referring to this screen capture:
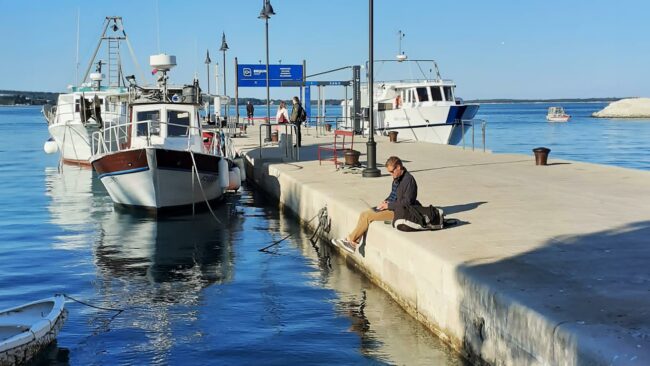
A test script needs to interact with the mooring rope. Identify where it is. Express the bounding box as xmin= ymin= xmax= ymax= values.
xmin=258 ymin=206 xmax=328 ymax=252
xmin=58 ymin=294 xmax=124 ymax=315
xmin=189 ymin=150 xmax=224 ymax=225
